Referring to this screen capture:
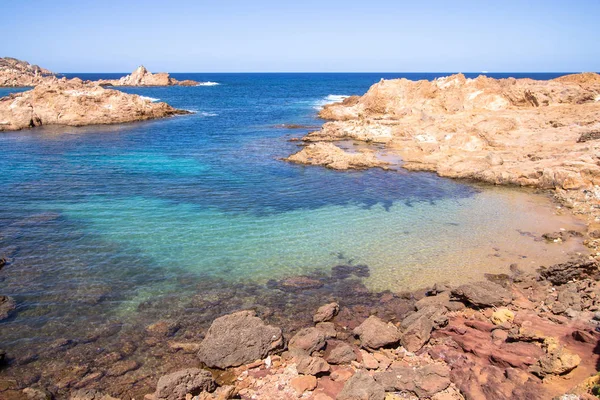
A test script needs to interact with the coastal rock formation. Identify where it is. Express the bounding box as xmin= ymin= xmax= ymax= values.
xmin=0 ymin=57 xmax=54 ymax=87
xmin=289 ymin=73 xmax=600 ymax=249
xmin=97 ymin=66 xmax=198 ymax=87
xmin=154 ymin=368 xmax=216 ymax=400
xmin=284 ymin=142 xmax=389 ymax=170
xmin=0 ymin=78 xmax=190 ymax=131
xmin=197 ymin=310 xmax=284 ymax=369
